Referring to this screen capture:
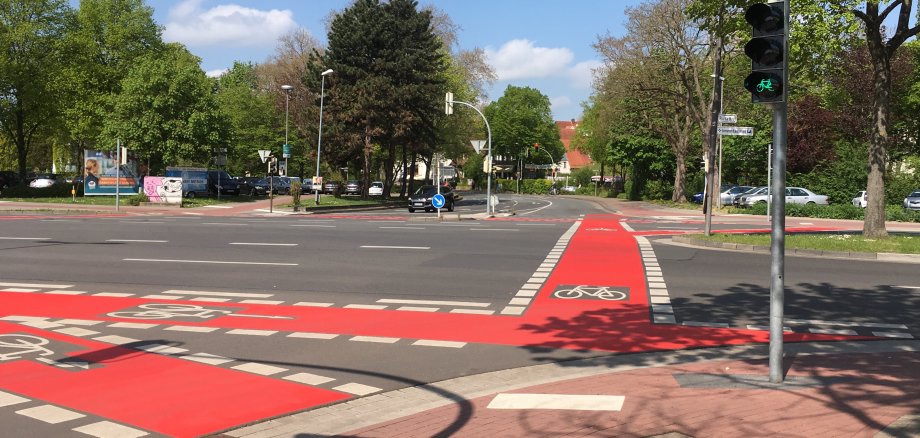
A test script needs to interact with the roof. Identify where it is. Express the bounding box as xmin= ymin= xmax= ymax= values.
xmin=556 ymin=120 xmax=592 ymax=169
